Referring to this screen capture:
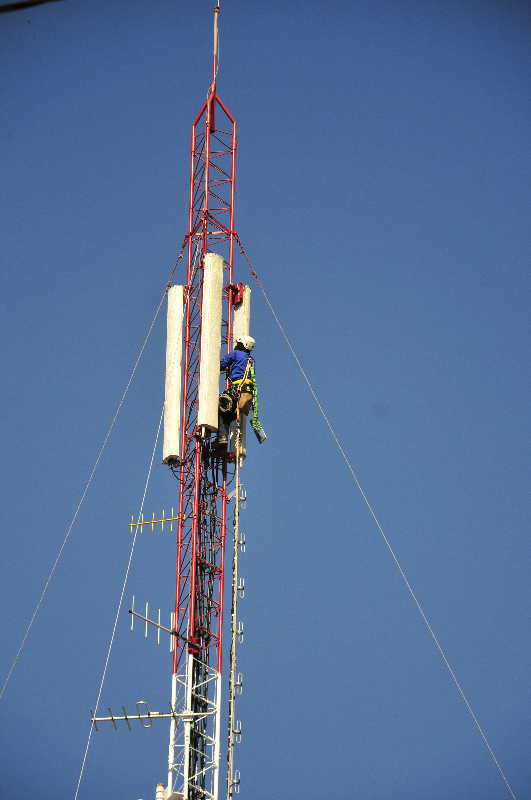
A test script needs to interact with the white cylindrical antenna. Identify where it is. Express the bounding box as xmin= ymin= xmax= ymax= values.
xmin=197 ymin=252 xmax=223 ymax=431
xmin=163 ymin=285 xmax=184 ymax=464
xmin=229 ymin=284 xmax=251 ymax=461
xmin=232 ymin=285 xmax=251 ymax=346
